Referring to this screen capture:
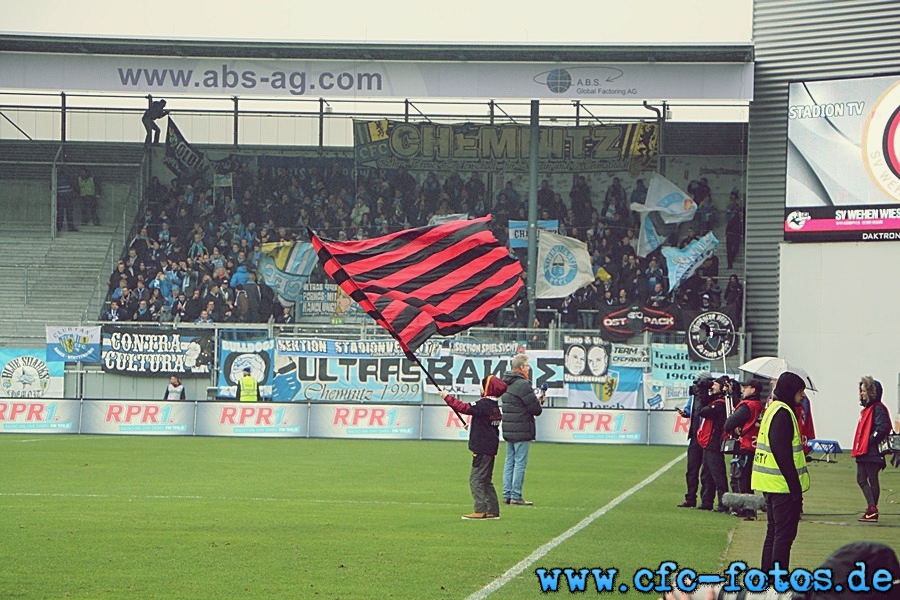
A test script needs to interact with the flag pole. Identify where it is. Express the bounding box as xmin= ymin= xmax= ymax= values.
xmin=407 ymin=352 xmax=467 ymax=428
